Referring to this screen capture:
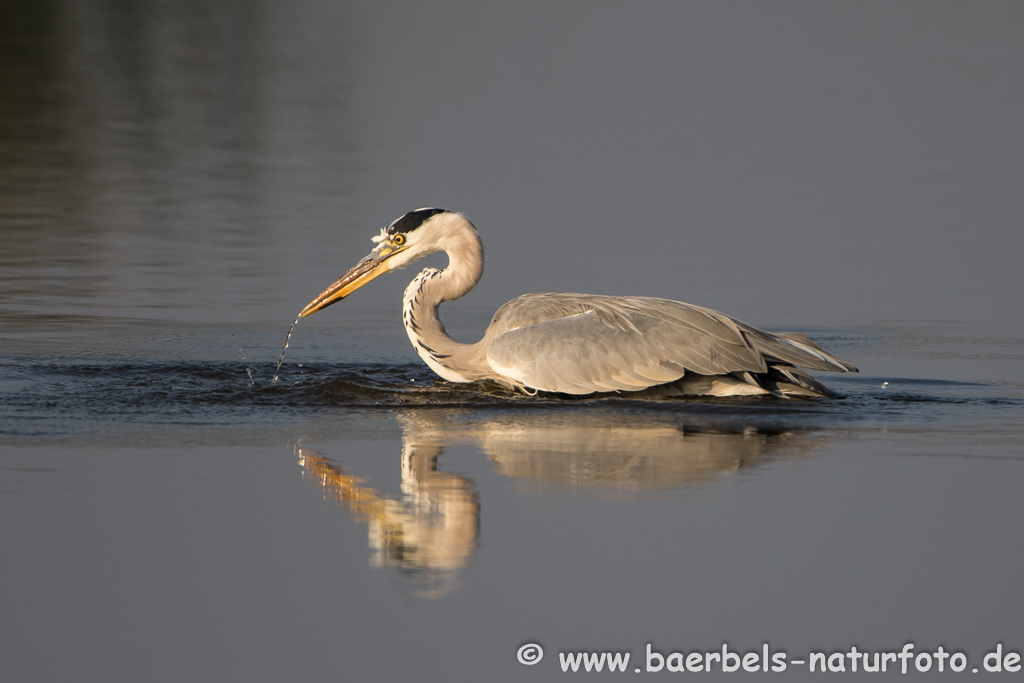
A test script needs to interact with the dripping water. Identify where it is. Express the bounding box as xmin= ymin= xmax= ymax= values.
xmin=271 ymin=316 xmax=300 ymax=385
xmin=233 ymin=332 xmax=257 ymax=386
